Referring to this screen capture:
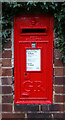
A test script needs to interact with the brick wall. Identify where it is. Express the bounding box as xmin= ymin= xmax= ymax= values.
xmin=1 ymin=29 xmax=65 ymax=119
